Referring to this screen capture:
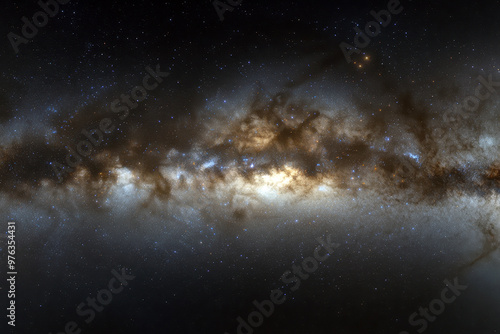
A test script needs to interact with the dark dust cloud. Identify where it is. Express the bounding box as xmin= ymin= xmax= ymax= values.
xmin=0 ymin=0 xmax=500 ymax=333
